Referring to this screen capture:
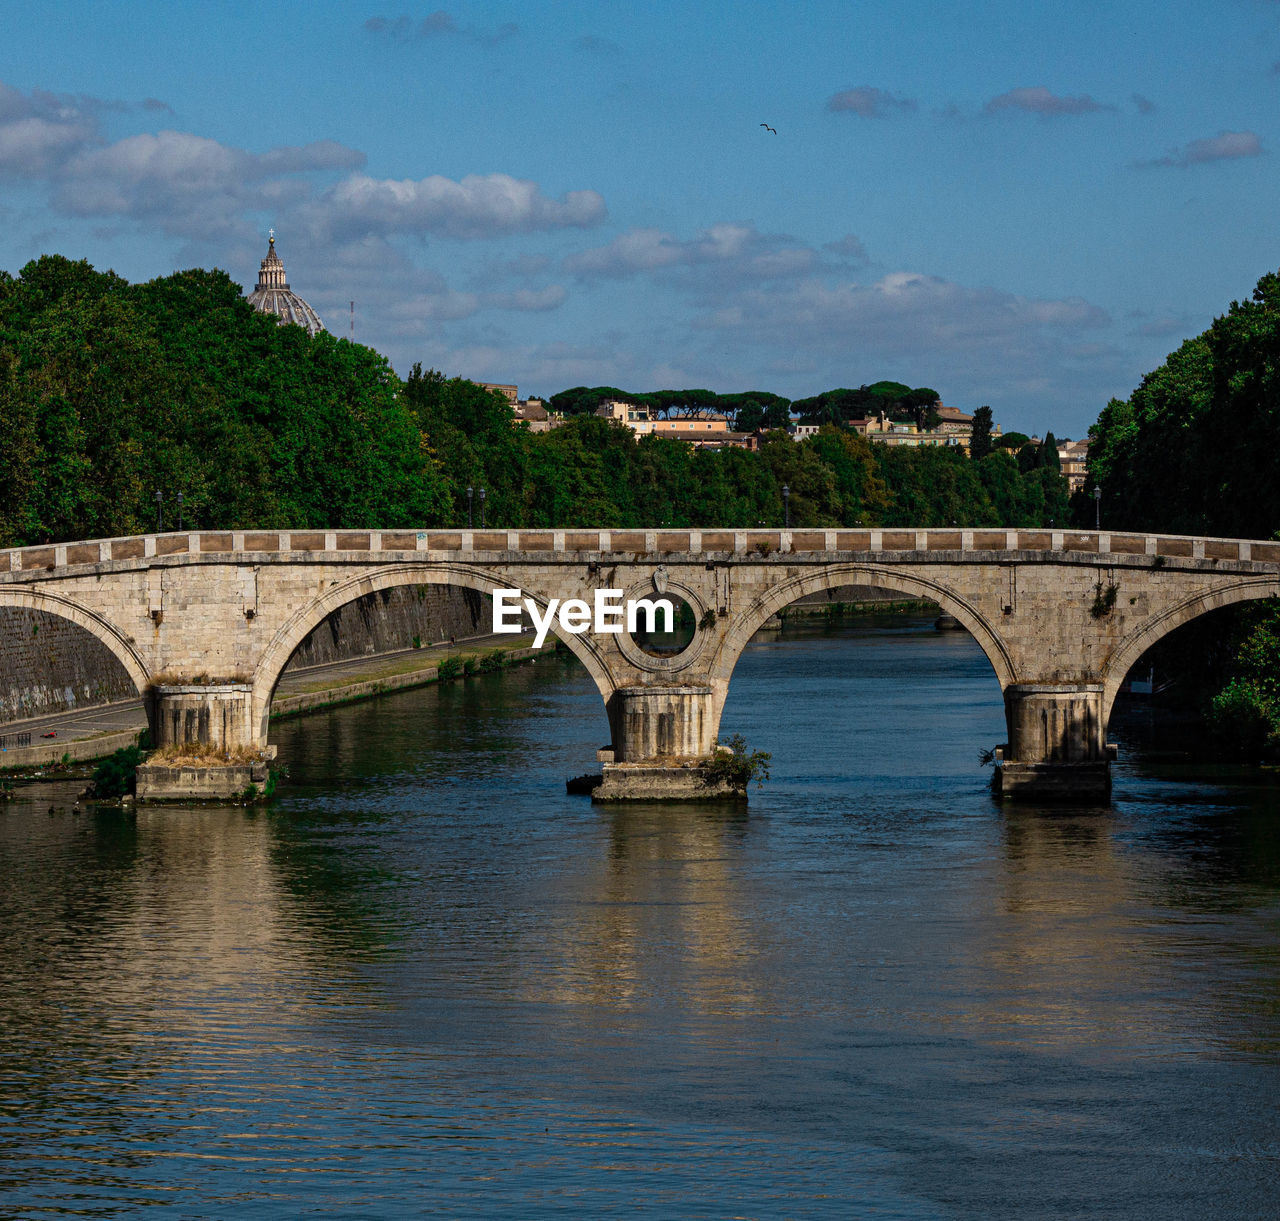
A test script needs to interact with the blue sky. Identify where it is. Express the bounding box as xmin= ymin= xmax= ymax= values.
xmin=1 ymin=0 xmax=1278 ymax=437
